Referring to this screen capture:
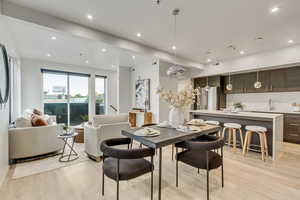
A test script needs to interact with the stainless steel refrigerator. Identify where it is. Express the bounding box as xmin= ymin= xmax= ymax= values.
xmin=196 ymin=87 xmax=218 ymax=110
